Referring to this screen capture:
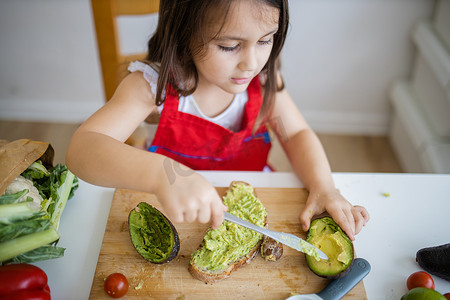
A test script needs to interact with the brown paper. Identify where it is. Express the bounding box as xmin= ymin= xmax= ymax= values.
xmin=0 ymin=139 xmax=54 ymax=195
